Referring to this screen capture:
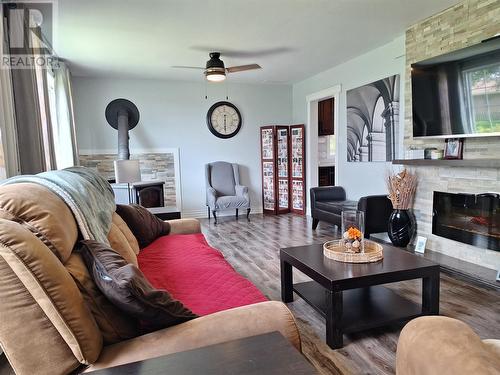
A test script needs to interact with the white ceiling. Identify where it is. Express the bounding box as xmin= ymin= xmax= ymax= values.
xmin=56 ymin=0 xmax=460 ymax=84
